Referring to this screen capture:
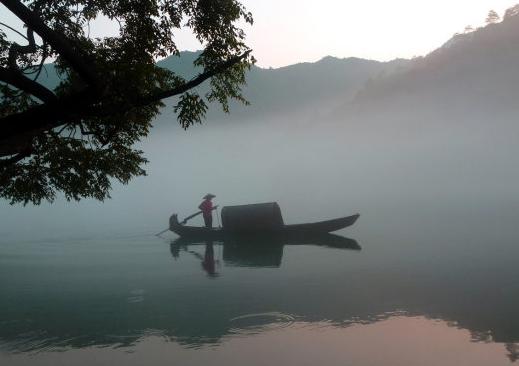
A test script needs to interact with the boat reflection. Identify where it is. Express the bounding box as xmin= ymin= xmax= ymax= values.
xmin=170 ymin=233 xmax=361 ymax=270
